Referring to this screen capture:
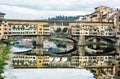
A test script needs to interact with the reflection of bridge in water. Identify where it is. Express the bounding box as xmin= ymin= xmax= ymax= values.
xmin=25 ymin=35 xmax=119 ymax=79
xmin=29 ymin=35 xmax=118 ymax=56
xmin=85 ymin=66 xmax=114 ymax=79
xmin=71 ymin=56 xmax=116 ymax=79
